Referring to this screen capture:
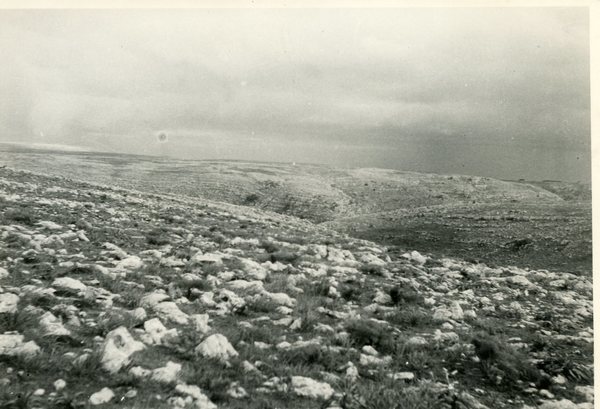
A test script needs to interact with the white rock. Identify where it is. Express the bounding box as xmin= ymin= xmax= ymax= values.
xmin=39 ymin=312 xmax=71 ymax=336
xmin=227 ymin=280 xmax=264 ymax=293
xmin=116 ymin=256 xmax=144 ymax=271
xmin=538 ymin=399 xmax=593 ymax=409
xmin=195 ymin=334 xmax=238 ymax=361
xmin=100 ymin=327 xmax=145 ymax=373
xmin=291 ymin=376 xmax=334 ymax=400
xmin=154 ymin=302 xmax=189 ymax=325
xmin=33 ymin=388 xmax=45 ymax=396
xmin=52 ymin=277 xmax=87 ymax=292
xmin=360 ymin=253 xmax=386 ymax=266
xmin=0 ymin=334 xmax=40 ymax=357
xmin=175 ymin=384 xmax=217 ymax=409
xmin=53 ymin=379 xmax=66 ymax=391
xmin=449 ymin=301 xmax=464 ymax=320
xmin=199 ymin=291 xmax=216 ymax=307
xmin=191 ymin=252 xmax=224 ymax=265
xmin=89 ymin=387 xmax=115 ymax=405
xmin=361 ymin=345 xmax=379 ymax=356
xmin=37 ymin=221 xmax=62 ymax=230
xmin=260 ymin=291 xmax=296 ymax=307
xmin=130 ymin=307 xmax=147 ymax=322
xmin=345 ymin=362 xmax=359 ymax=382
xmin=190 ymin=314 xmax=211 ymax=333
xmin=238 ymin=258 xmax=268 ymax=280
xmin=140 ymin=291 xmax=170 ymax=308
xmin=142 ymin=318 xmax=178 ymax=345
xmin=373 ymin=290 xmax=391 ymax=305
xmin=0 ymin=293 xmax=19 ymax=314
xmin=151 ymin=361 xmax=182 ymax=384
xmin=433 ymin=307 xmax=452 ymax=322
xmin=389 ymin=372 xmax=415 ymax=381
xmin=102 ymin=242 xmax=128 ymax=259
xmin=215 ymin=289 xmax=246 ymax=313
xmin=359 ymin=353 xmax=392 ymax=366
xmin=0 ymin=267 xmax=9 ymax=279
xmin=227 ymin=382 xmax=248 ymax=398
xmin=404 ymin=250 xmax=427 ymax=265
